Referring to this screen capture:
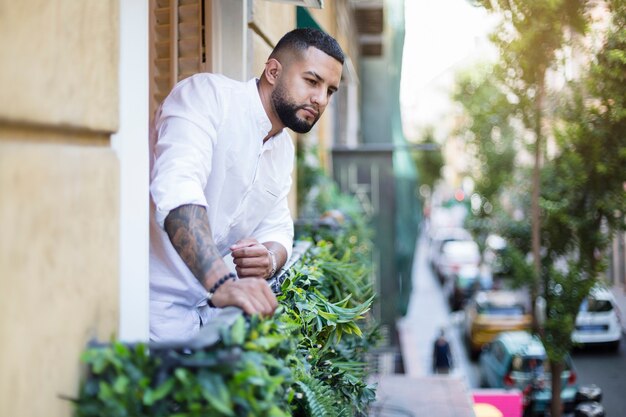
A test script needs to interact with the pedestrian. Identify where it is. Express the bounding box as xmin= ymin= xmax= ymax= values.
xmin=149 ymin=28 xmax=345 ymax=342
xmin=433 ymin=329 xmax=453 ymax=374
